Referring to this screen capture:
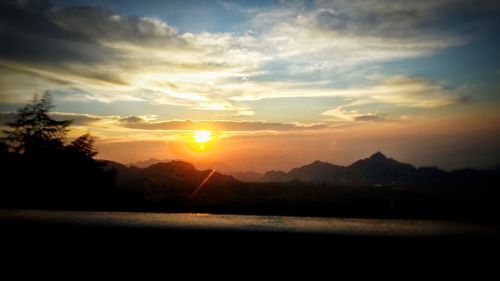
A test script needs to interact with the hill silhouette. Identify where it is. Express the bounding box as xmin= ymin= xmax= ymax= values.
xmin=344 ymin=152 xmax=416 ymax=185
xmin=262 ymin=152 xmax=417 ymax=184
xmin=228 ymin=171 xmax=265 ymax=182
xmin=96 ymin=153 xmax=500 ymax=220
xmin=128 ymin=157 xmax=169 ymax=168
xmin=105 ymin=160 xmax=239 ymax=204
xmin=258 ymin=152 xmax=496 ymax=187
